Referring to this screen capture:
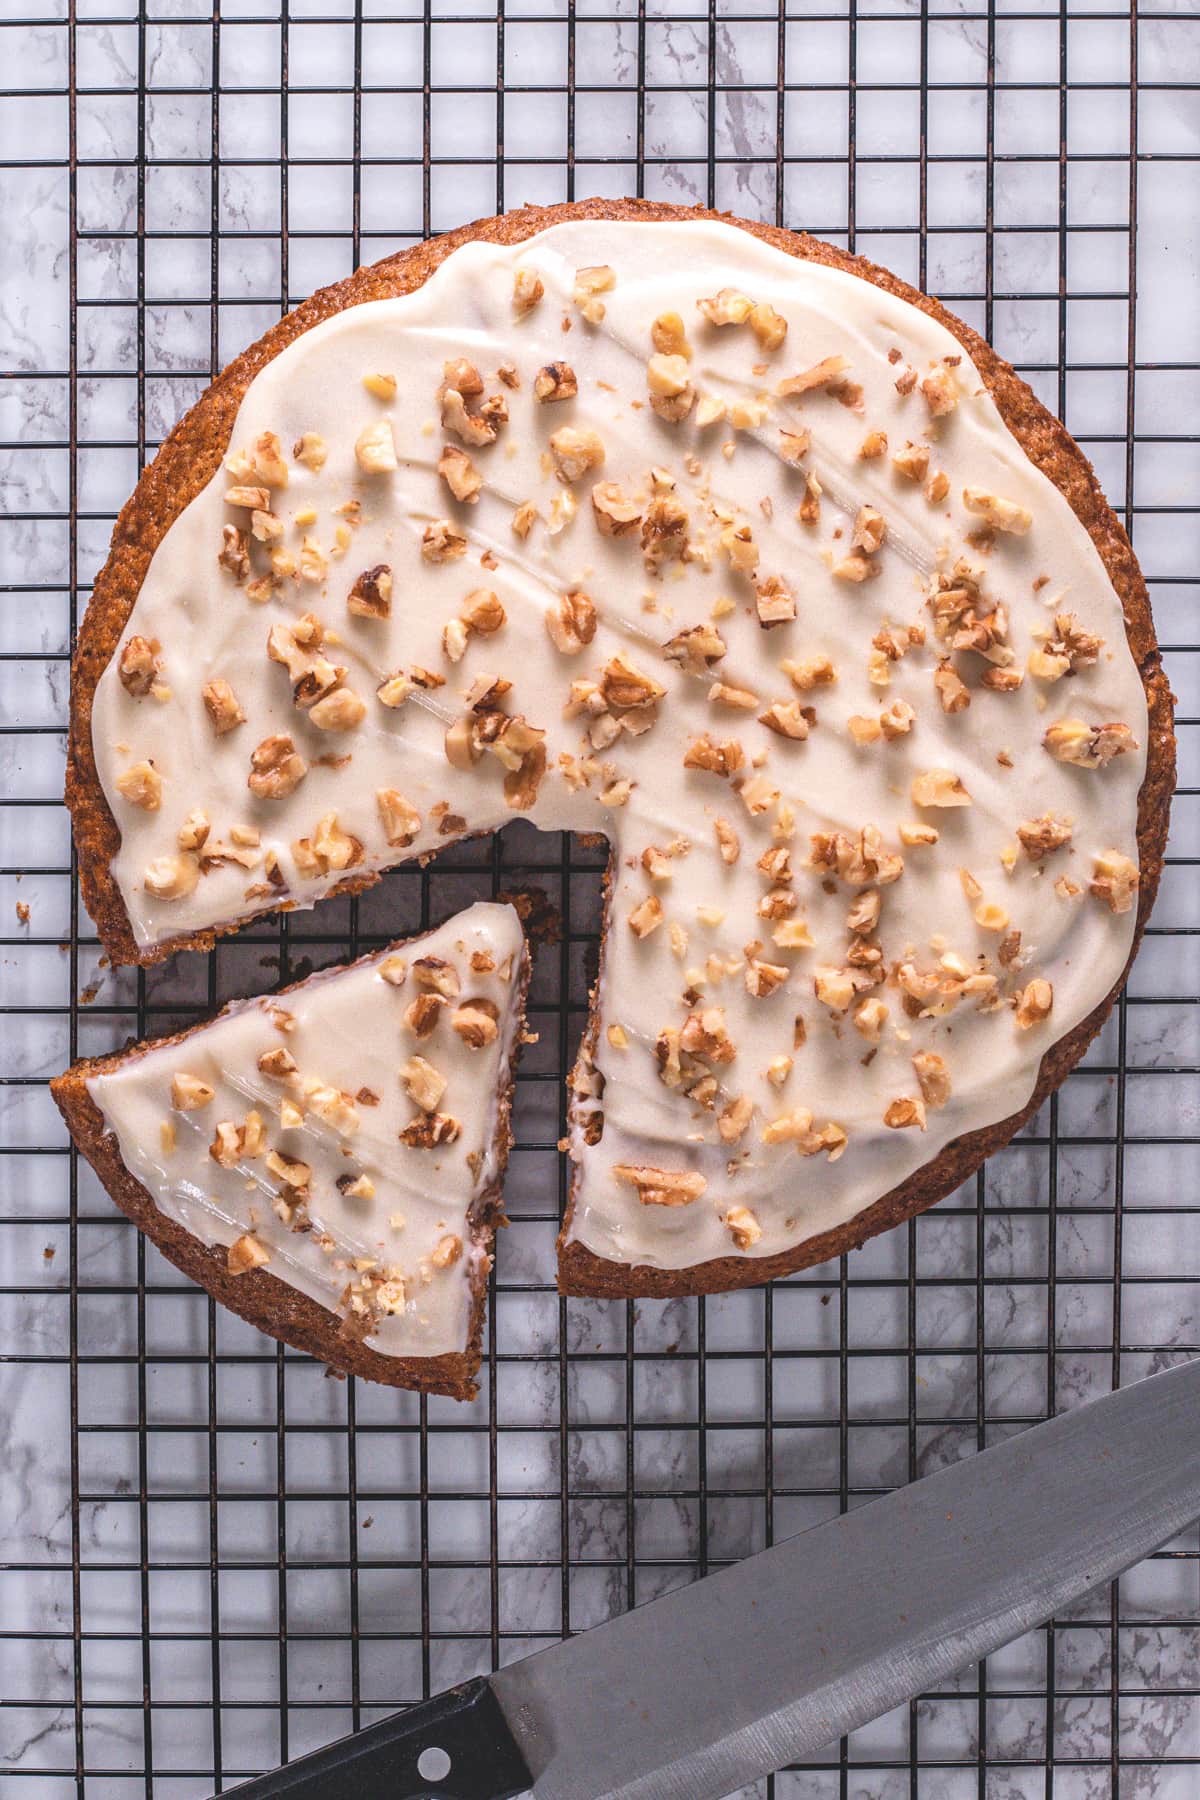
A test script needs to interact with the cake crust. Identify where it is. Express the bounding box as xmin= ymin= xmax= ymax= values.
xmin=65 ymin=198 xmax=1175 ymax=1308
xmin=52 ymin=932 xmax=530 ymax=1398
